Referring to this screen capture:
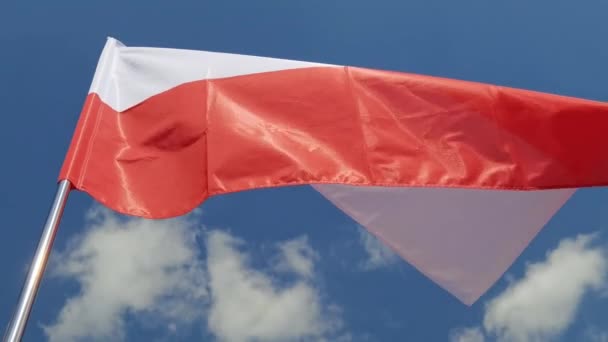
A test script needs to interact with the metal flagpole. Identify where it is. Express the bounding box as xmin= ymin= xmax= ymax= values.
xmin=3 ymin=180 xmax=71 ymax=342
